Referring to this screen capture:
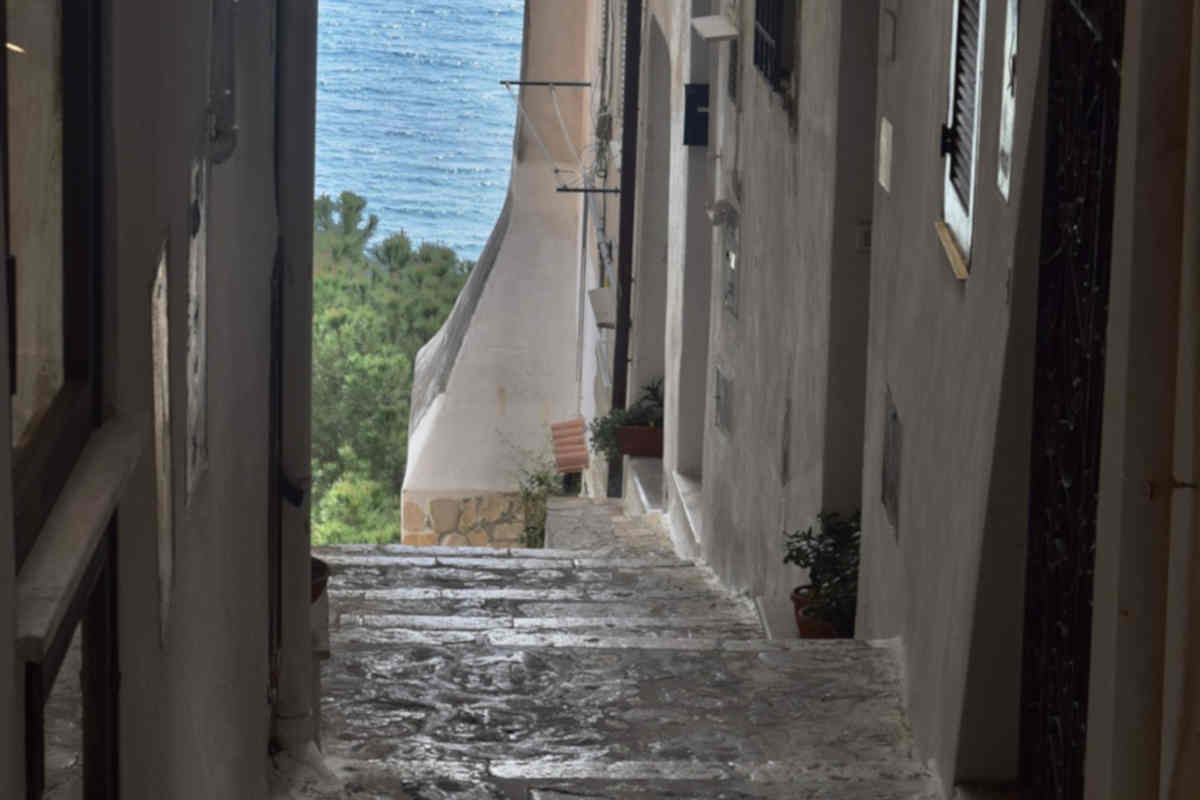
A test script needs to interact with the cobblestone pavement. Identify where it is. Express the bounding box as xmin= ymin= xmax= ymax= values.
xmin=300 ymin=499 xmax=937 ymax=799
